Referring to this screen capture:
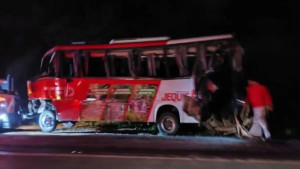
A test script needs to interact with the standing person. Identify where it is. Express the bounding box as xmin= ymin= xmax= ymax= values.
xmin=245 ymin=79 xmax=273 ymax=139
